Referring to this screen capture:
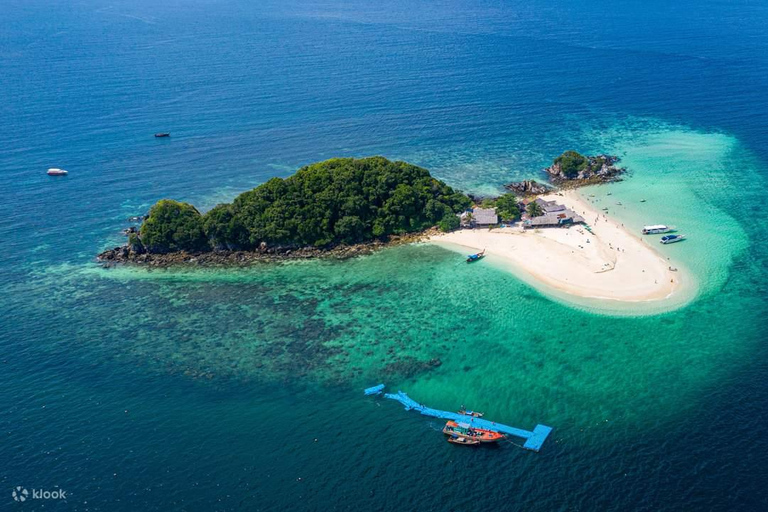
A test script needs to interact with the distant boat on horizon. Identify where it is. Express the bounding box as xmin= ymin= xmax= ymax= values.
xmin=47 ymin=168 xmax=68 ymax=176
xmin=154 ymin=132 xmax=170 ymax=138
